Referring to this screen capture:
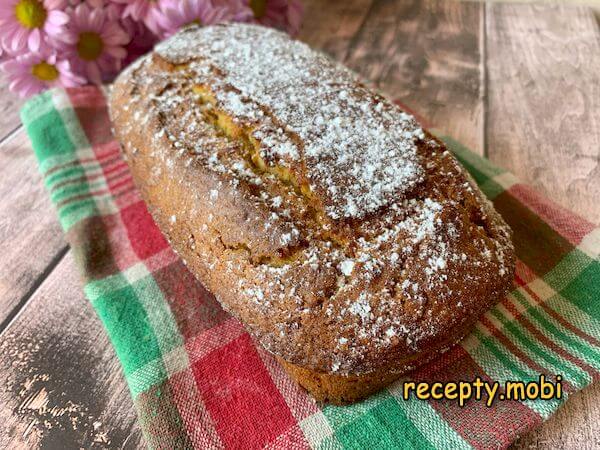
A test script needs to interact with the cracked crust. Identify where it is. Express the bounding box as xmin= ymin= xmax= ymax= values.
xmin=109 ymin=23 xmax=515 ymax=403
